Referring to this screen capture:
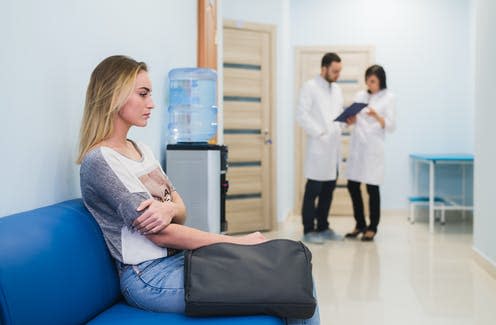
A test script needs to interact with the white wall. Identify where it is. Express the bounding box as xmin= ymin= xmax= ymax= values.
xmin=473 ymin=0 xmax=496 ymax=265
xmin=223 ymin=0 xmax=292 ymax=221
xmin=290 ymin=0 xmax=474 ymax=210
xmin=0 ymin=0 xmax=197 ymax=216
